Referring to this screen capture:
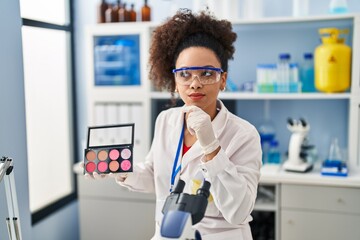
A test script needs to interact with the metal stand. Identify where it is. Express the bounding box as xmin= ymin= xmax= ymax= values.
xmin=0 ymin=157 xmax=22 ymax=240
